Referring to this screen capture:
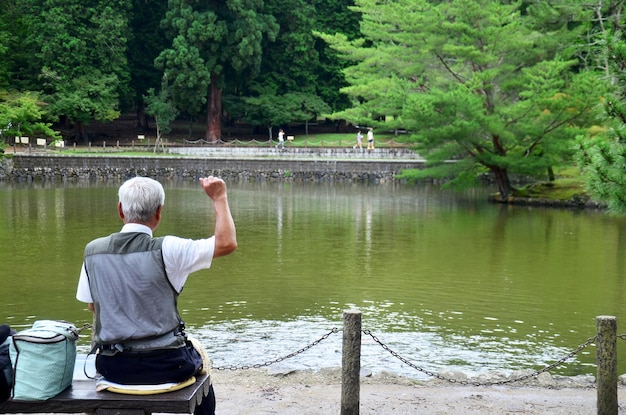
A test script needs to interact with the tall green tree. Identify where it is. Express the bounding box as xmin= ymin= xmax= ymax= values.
xmin=575 ymin=1 xmax=626 ymax=213
xmin=156 ymin=0 xmax=279 ymax=142
xmin=0 ymin=0 xmax=43 ymax=91
xmin=255 ymin=0 xmax=319 ymax=97
xmin=234 ymin=0 xmax=333 ymax=135
xmin=318 ymin=0 xmax=602 ymax=198
xmin=31 ymin=0 xmax=132 ymax=142
xmin=0 ymin=3 xmax=11 ymax=90
xmin=310 ymin=0 xmax=360 ymax=113
xmin=128 ymin=0 xmax=170 ymax=130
